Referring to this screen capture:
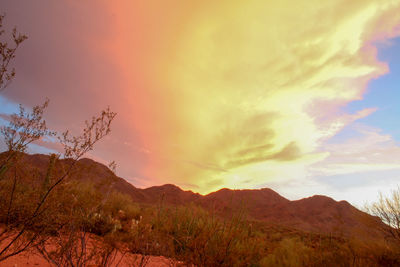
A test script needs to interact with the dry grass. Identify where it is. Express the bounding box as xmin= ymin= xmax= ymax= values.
xmin=1 ymin=170 xmax=400 ymax=266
